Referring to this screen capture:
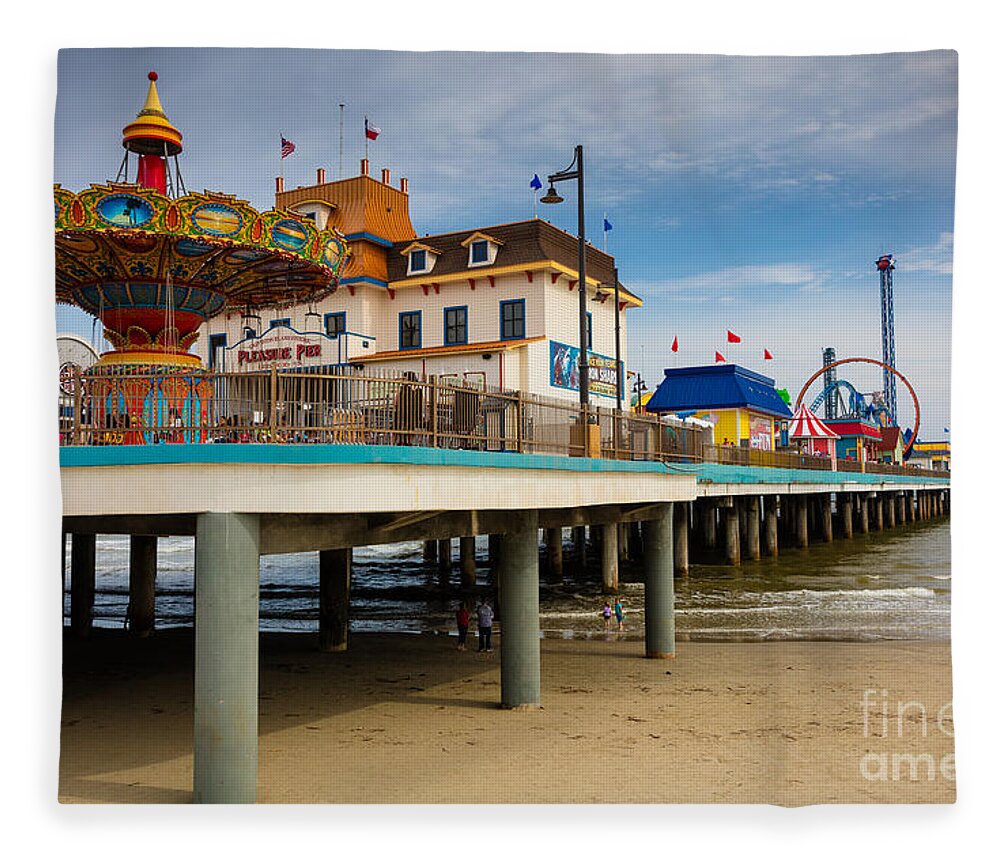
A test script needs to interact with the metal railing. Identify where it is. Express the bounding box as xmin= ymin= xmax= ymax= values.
xmin=56 ymin=366 xmax=707 ymax=463
xmin=56 ymin=365 xmax=940 ymax=478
